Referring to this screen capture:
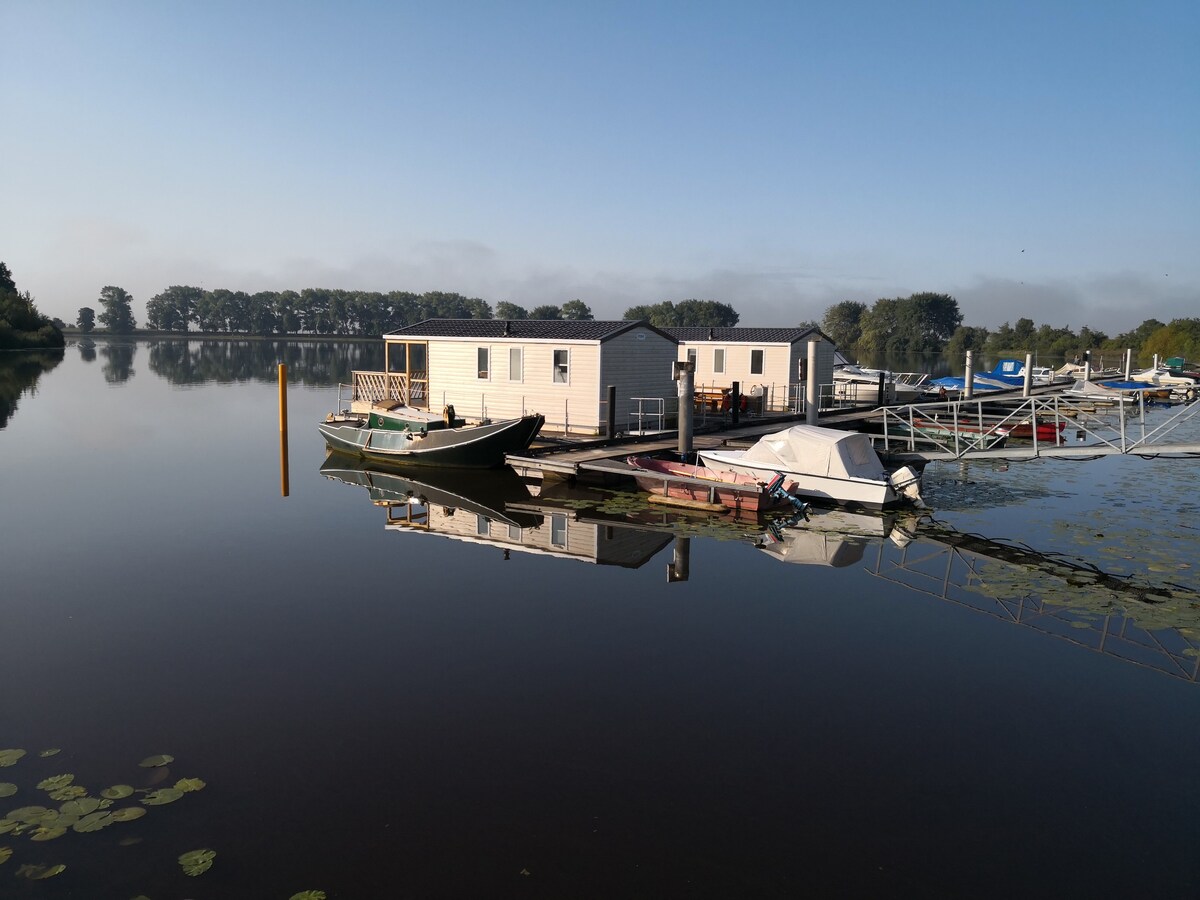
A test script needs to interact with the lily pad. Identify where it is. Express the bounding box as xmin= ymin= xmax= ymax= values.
xmin=101 ymin=785 xmax=134 ymax=800
xmin=7 ymin=806 xmax=51 ymax=823
xmin=141 ymin=788 xmax=184 ymax=806
xmin=31 ymin=824 xmax=67 ymax=841
xmin=138 ymin=755 xmax=174 ymax=768
xmin=48 ymin=785 xmax=87 ymax=801
xmin=72 ymin=811 xmax=114 ymax=833
xmin=179 ymin=847 xmax=216 ymax=876
xmin=0 ymin=820 xmax=17 ymax=834
xmin=60 ymin=797 xmax=102 ymax=817
xmin=17 ymin=862 xmax=66 ymax=879
xmin=109 ymin=806 xmax=146 ymax=822
xmin=0 ymin=846 xmax=11 ymax=864
xmin=0 ymin=750 xmax=26 ymax=768
xmin=290 ymin=892 xmax=327 ymax=900
xmin=0 ymin=784 xmax=16 ymax=798
xmin=175 ymin=777 xmax=206 ymax=793
xmin=38 ymin=749 xmax=61 ymax=758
